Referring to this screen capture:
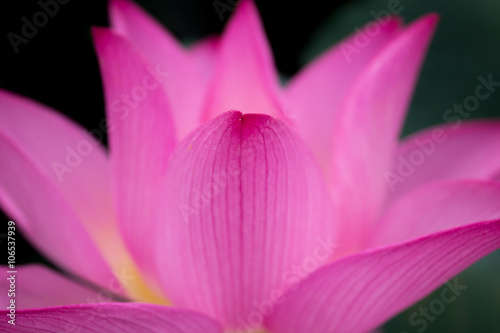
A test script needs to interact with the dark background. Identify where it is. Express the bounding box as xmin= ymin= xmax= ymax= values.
xmin=1 ymin=0 xmax=499 ymax=332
